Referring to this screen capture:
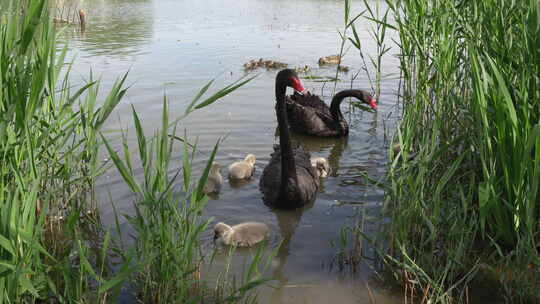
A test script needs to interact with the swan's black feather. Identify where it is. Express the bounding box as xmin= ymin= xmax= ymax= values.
xmin=286 ymin=91 xmax=347 ymax=137
xmin=289 ymin=91 xmax=331 ymax=115
xmin=259 ymin=144 xmax=319 ymax=209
